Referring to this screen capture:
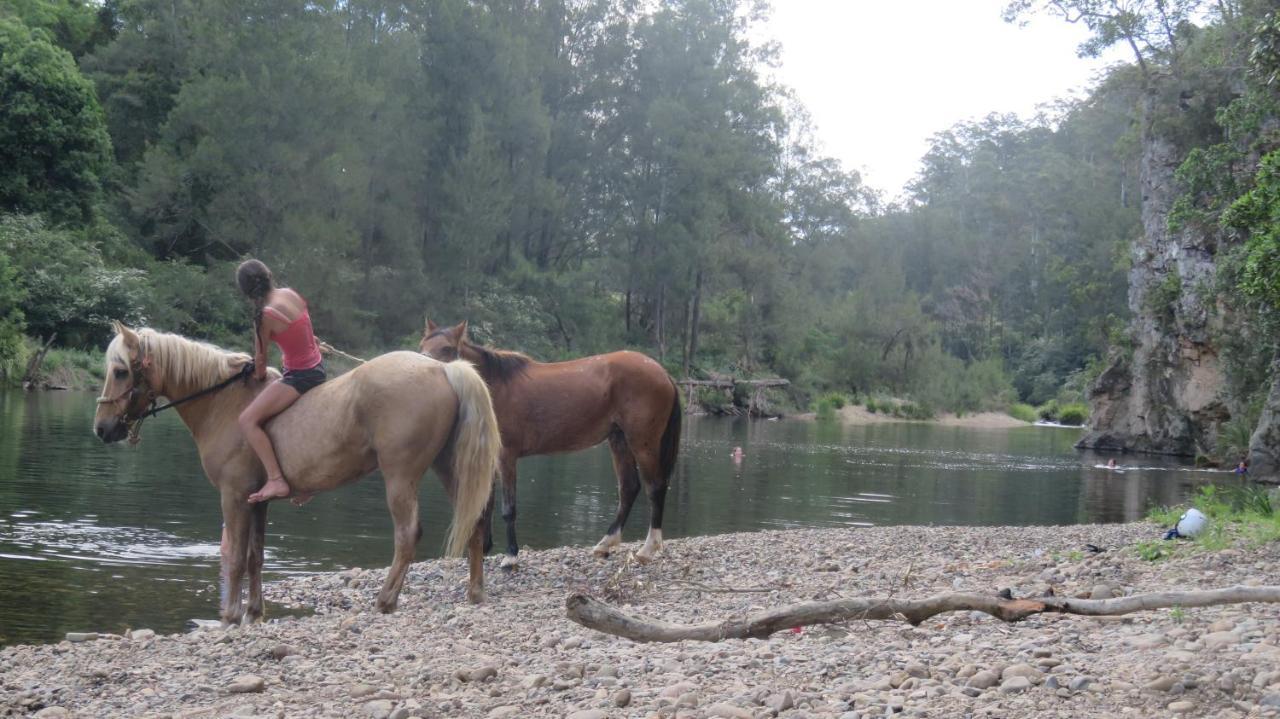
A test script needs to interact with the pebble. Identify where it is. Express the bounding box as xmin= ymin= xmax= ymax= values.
xmin=565 ymin=711 xmax=606 ymax=719
xmin=129 ymin=629 xmax=156 ymax=641
xmin=227 ymin=675 xmax=265 ymax=694
xmin=2 ymin=523 xmax=1274 ymax=719
xmin=1000 ymin=676 xmax=1031 ymax=693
